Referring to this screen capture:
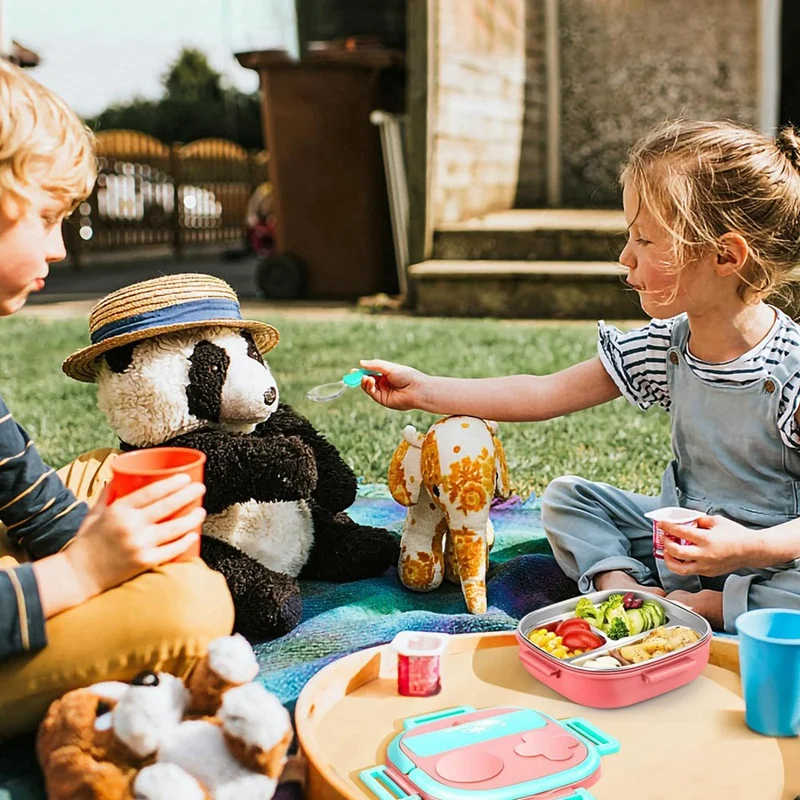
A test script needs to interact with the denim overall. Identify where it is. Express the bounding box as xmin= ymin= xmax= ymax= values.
xmin=542 ymin=315 xmax=800 ymax=632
